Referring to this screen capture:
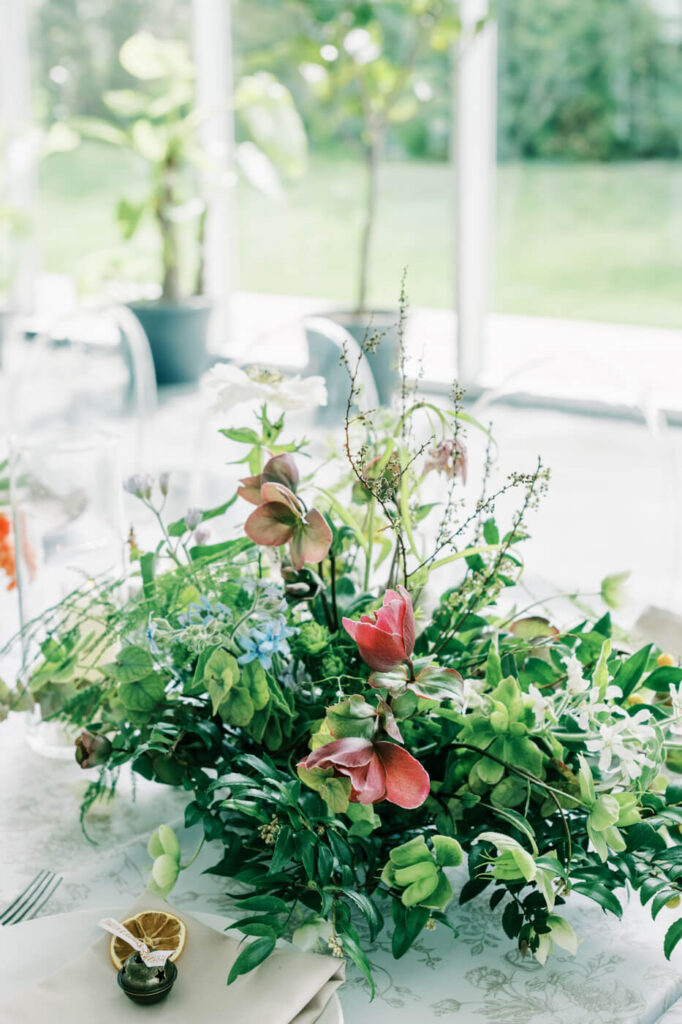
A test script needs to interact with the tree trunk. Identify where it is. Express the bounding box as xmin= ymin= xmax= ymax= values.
xmin=158 ymin=157 xmax=180 ymax=303
xmin=356 ymin=131 xmax=381 ymax=314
